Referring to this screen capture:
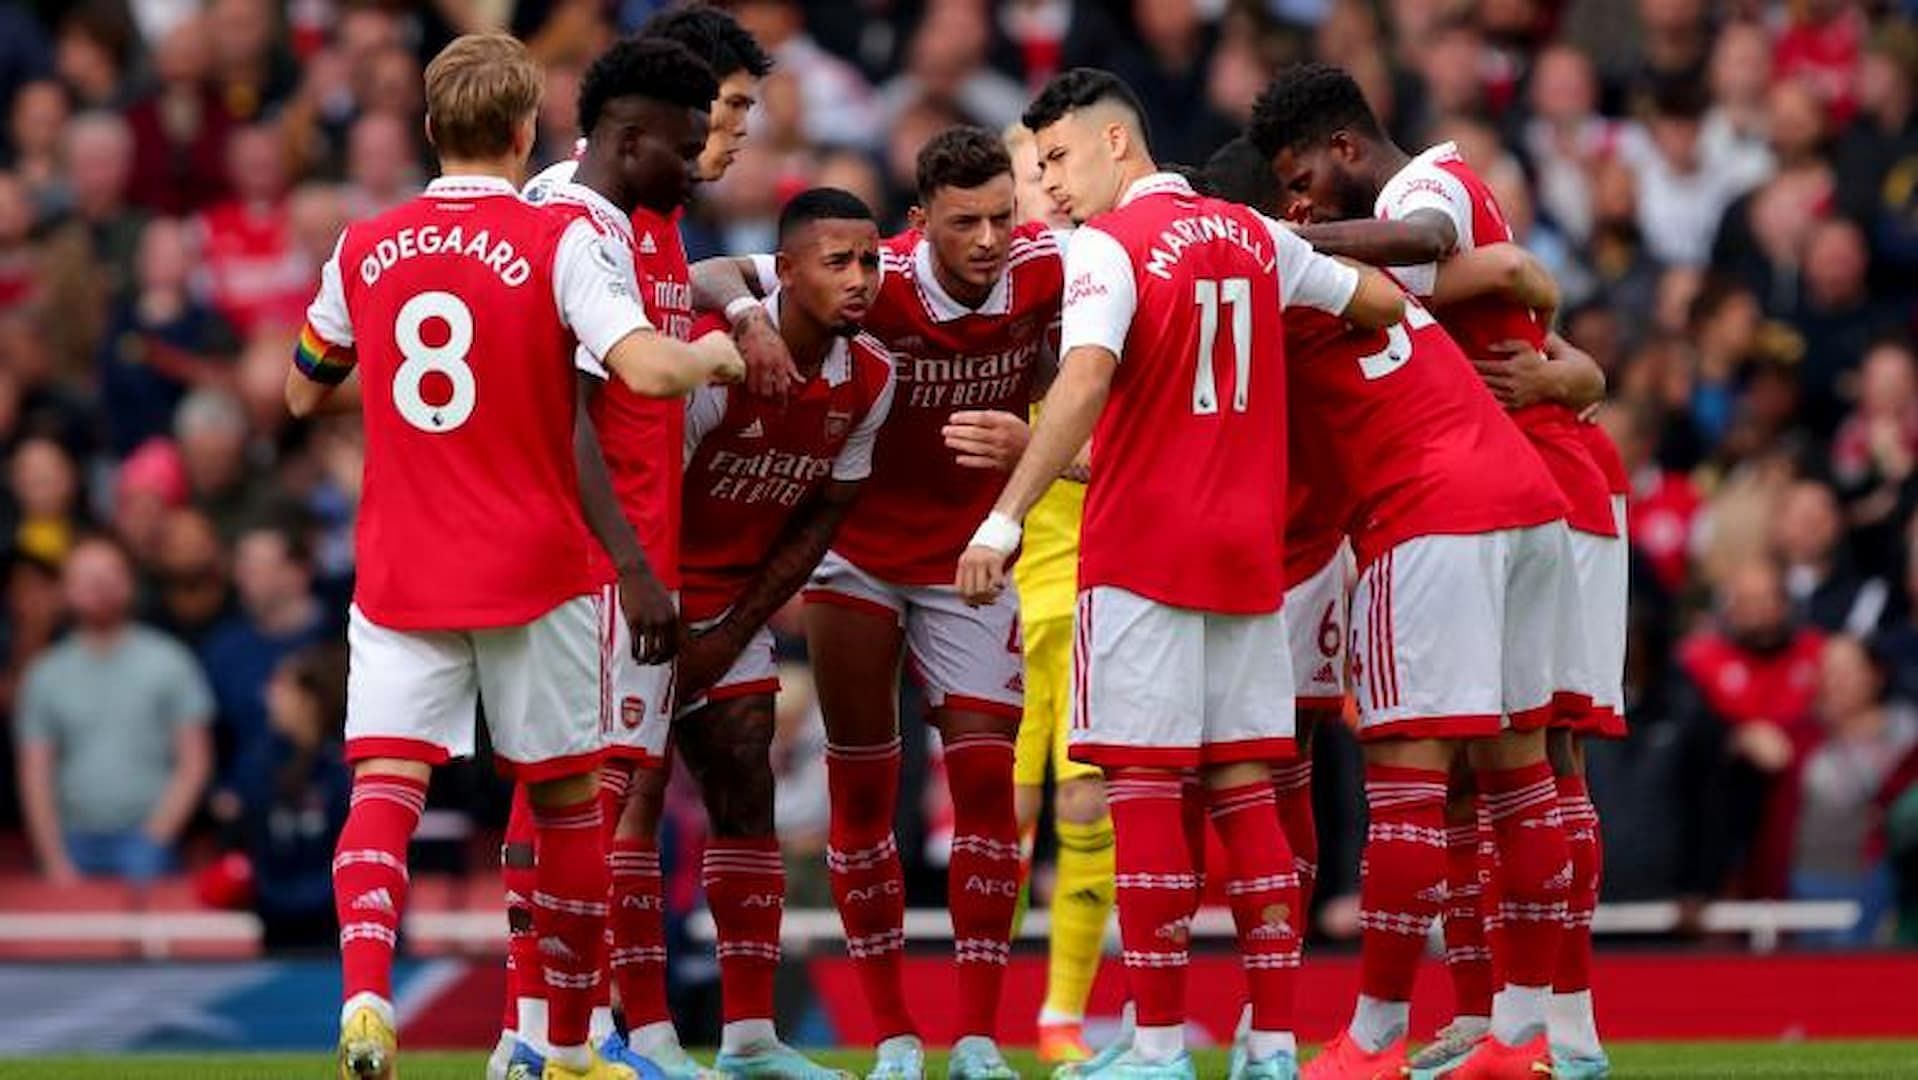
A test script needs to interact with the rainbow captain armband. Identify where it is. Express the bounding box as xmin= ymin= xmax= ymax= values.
xmin=294 ymin=322 xmax=357 ymax=385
